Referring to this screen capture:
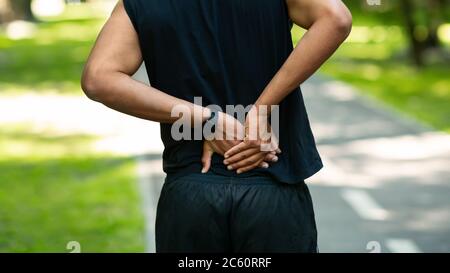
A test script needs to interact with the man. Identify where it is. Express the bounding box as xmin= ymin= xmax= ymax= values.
xmin=82 ymin=0 xmax=351 ymax=252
